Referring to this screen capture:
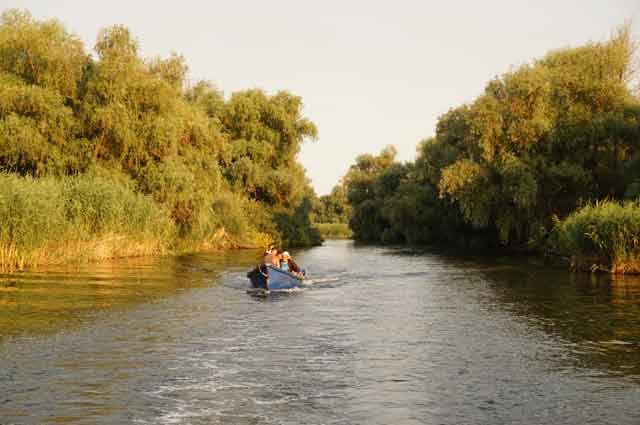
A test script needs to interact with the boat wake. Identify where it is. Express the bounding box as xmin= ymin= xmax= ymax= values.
xmin=244 ymin=275 xmax=342 ymax=296
xmin=302 ymin=276 xmax=341 ymax=285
